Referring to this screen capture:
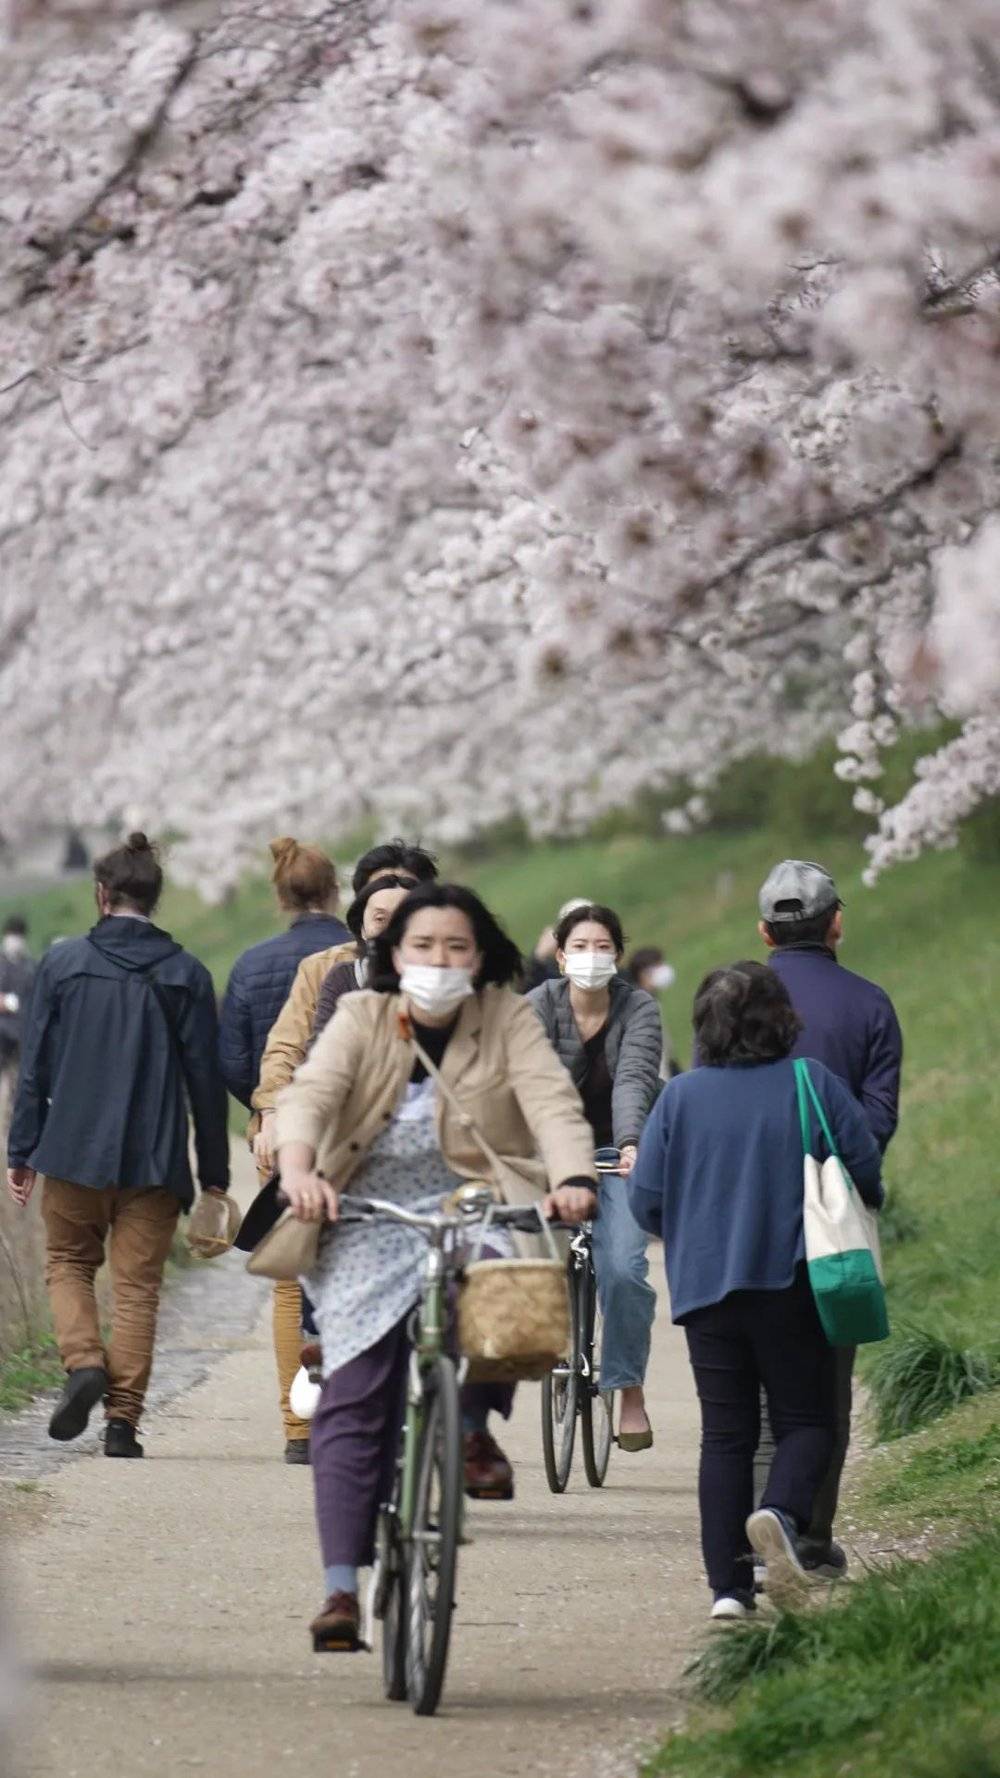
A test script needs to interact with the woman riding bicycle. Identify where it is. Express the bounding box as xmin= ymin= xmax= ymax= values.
xmin=528 ymin=903 xmax=663 ymax=1451
xmin=274 ymin=882 xmax=597 ymax=1651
